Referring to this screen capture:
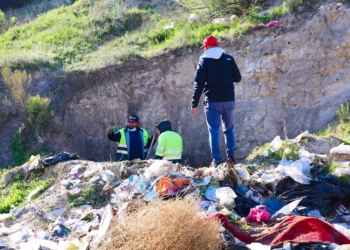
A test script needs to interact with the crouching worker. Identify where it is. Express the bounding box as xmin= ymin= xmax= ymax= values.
xmin=107 ymin=115 xmax=156 ymax=161
xmin=154 ymin=120 xmax=183 ymax=164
